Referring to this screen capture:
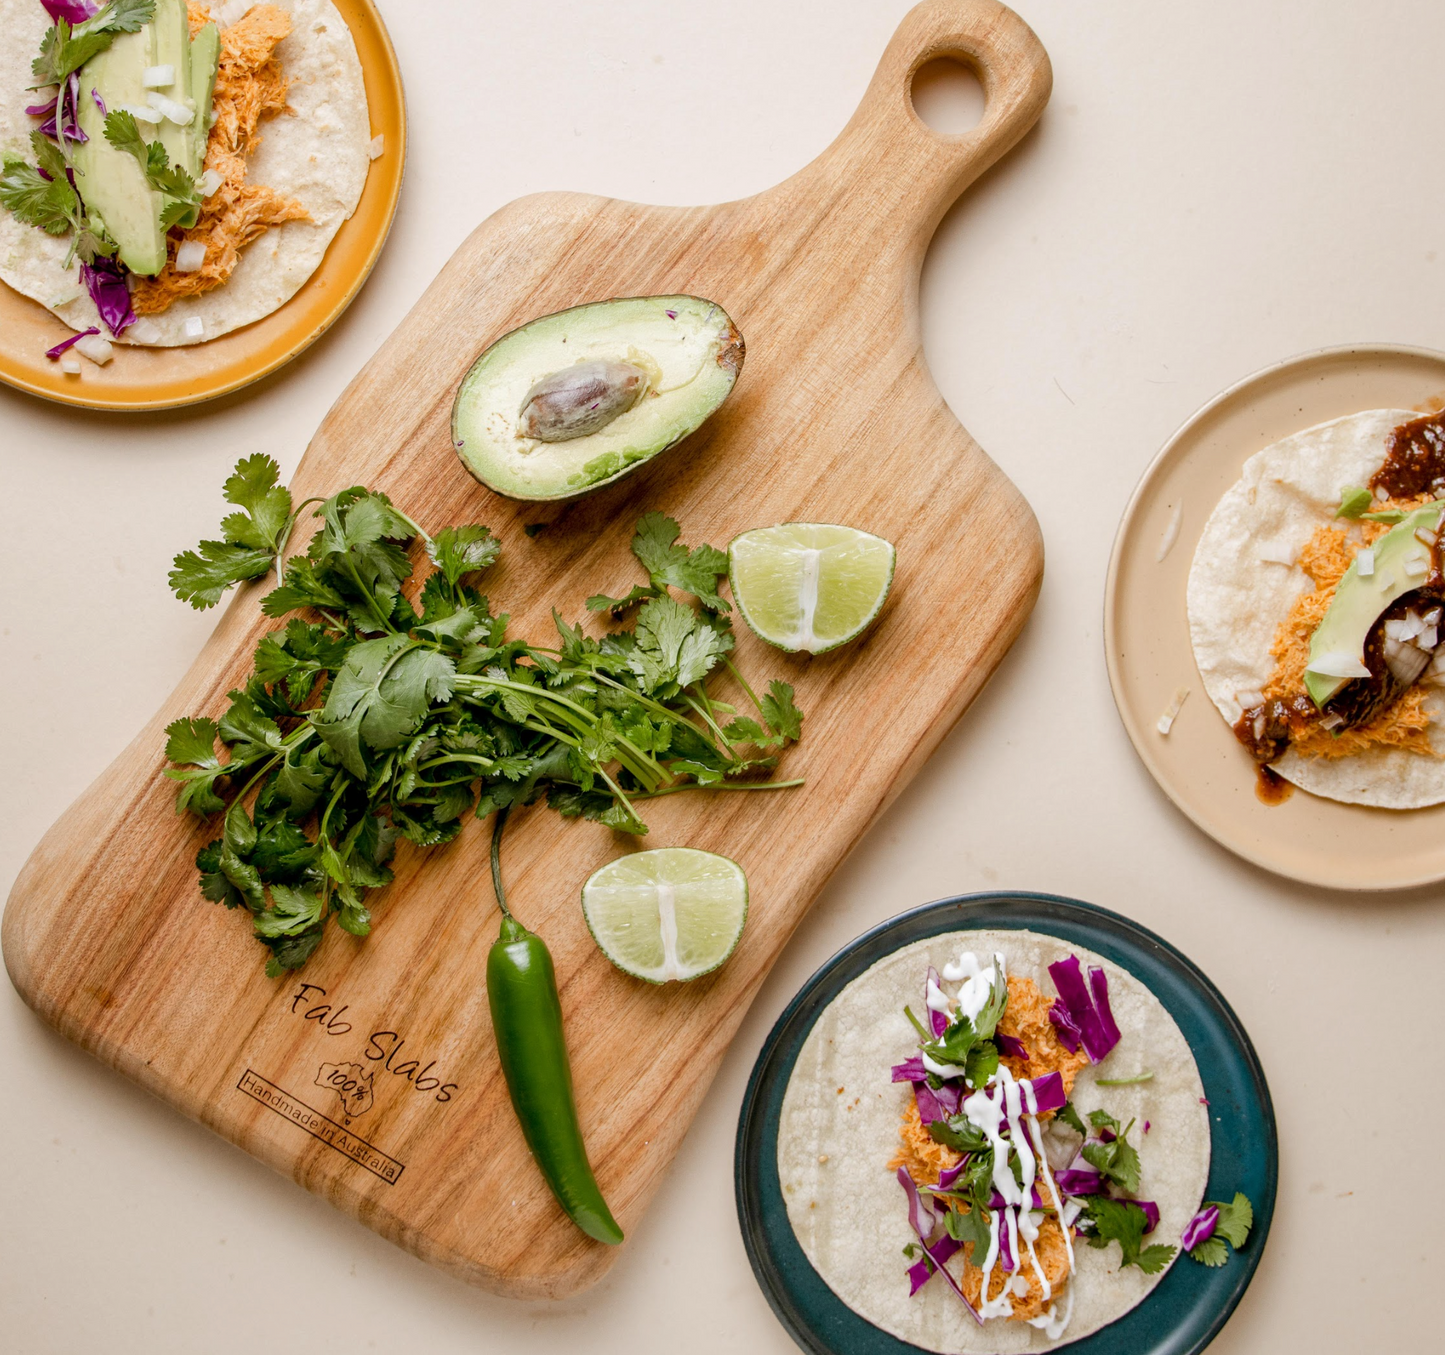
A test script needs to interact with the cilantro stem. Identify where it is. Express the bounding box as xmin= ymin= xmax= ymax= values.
xmin=722 ymin=657 xmax=764 ymax=714
xmin=904 ymin=1004 xmax=931 ymax=1040
xmin=630 ymin=776 xmax=805 ymax=801
xmin=683 ymin=689 xmax=735 ymax=756
xmin=390 ymin=506 xmax=433 ymax=546
xmin=588 ymin=672 xmax=710 ymax=737
xmin=1096 ymin=1073 xmax=1154 ymax=1086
